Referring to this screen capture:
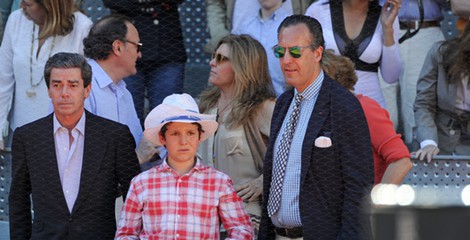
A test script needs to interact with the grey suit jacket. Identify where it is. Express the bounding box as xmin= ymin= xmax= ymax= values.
xmin=414 ymin=42 xmax=470 ymax=154
xmin=9 ymin=111 xmax=141 ymax=240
